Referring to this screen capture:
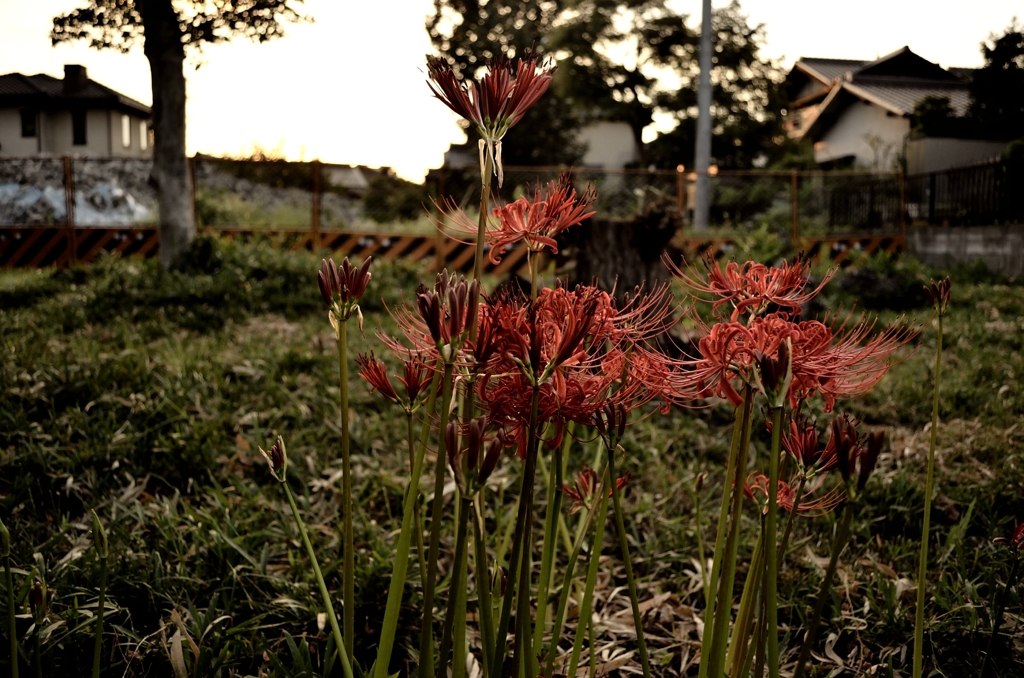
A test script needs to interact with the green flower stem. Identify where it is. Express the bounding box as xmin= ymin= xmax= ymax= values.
xmin=778 ymin=476 xmax=806 ymax=562
xmin=514 ymin=387 xmax=544 ymax=678
xmin=472 ymin=496 xmax=495 ymax=673
xmin=793 ymin=500 xmax=855 ymax=678
xmin=420 ymin=363 xmax=457 ymax=678
xmin=692 ymin=481 xmax=710 ymax=610
xmin=91 ymin=549 xmax=107 ymax=678
xmin=4 ymin=553 xmax=17 ymax=678
xmin=914 ymin=311 xmax=944 ymax=678
xmin=374 ymin=368 xmax=442 ymax=678
xmin=284 ymin=483 xmax=355 ymax=678
xmin=607 ymin=442 xmax=653 ymax=678
xmin=336 ymin=321 xmax=355 ymax=660
xmin=439 ymin=496 xmax=473 ymax=678
xmin=543 ymin=456 xmax=608 ymax=678
xmin=765 ymin=406 xmax=783 ymax=678
xmin=568 ymin=490 xmax=609 ymax=678
xmin=981 ymin=555 xmax=1021 ymax=678
xmin=490 ymin=385 xmax=541 ymax=678
xmin=534 ymin=431 xmax=569 ymax=657
xmin=706 ymin=388 xmax=755 ymax=678
xmin=408 ymin=413 xmax=428 ymax=585
xmin=726 ymin=525 xmax=764 ymax=677
xmin=472 ymin=154 xmax=493 ymax=283
xmin=697 ymin=399 xmax=748 ymax=678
